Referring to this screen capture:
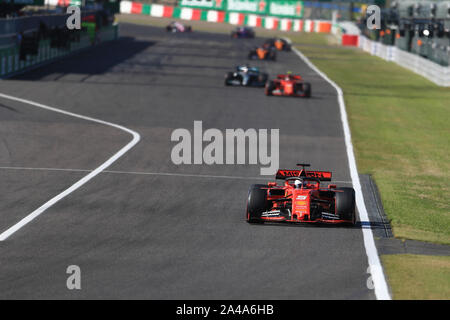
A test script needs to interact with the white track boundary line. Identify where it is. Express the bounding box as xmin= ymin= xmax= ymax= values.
xmin=289 ymin=44 xmax=391 ymax=300
xmin=0 ymin=93 xmax=141 ymax=241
